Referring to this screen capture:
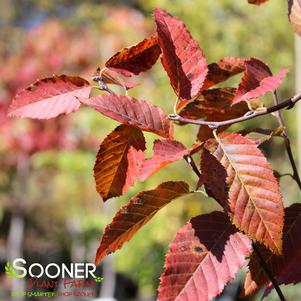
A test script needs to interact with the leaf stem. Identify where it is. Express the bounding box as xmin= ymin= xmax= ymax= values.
xmin=272 ymin=91 xmax=301 ymax=191
xmin=252 ymin=243 xmax=286 ymax=301
xmin=168 ymin=92 xmax=301 ymax=129
xmin=184 ymin=155 xmax=201 ymax=178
